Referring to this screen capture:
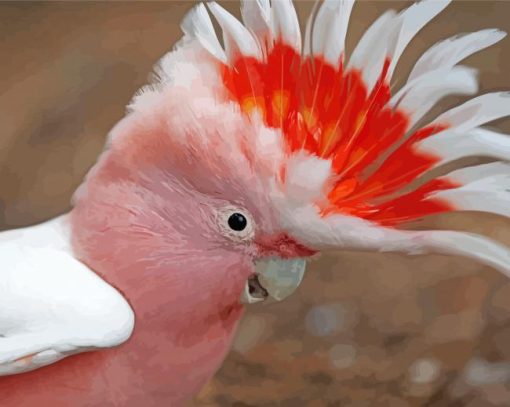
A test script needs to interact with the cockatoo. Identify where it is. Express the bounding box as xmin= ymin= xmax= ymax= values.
xmin=1 ymin=0 xmax=510 ymax=405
